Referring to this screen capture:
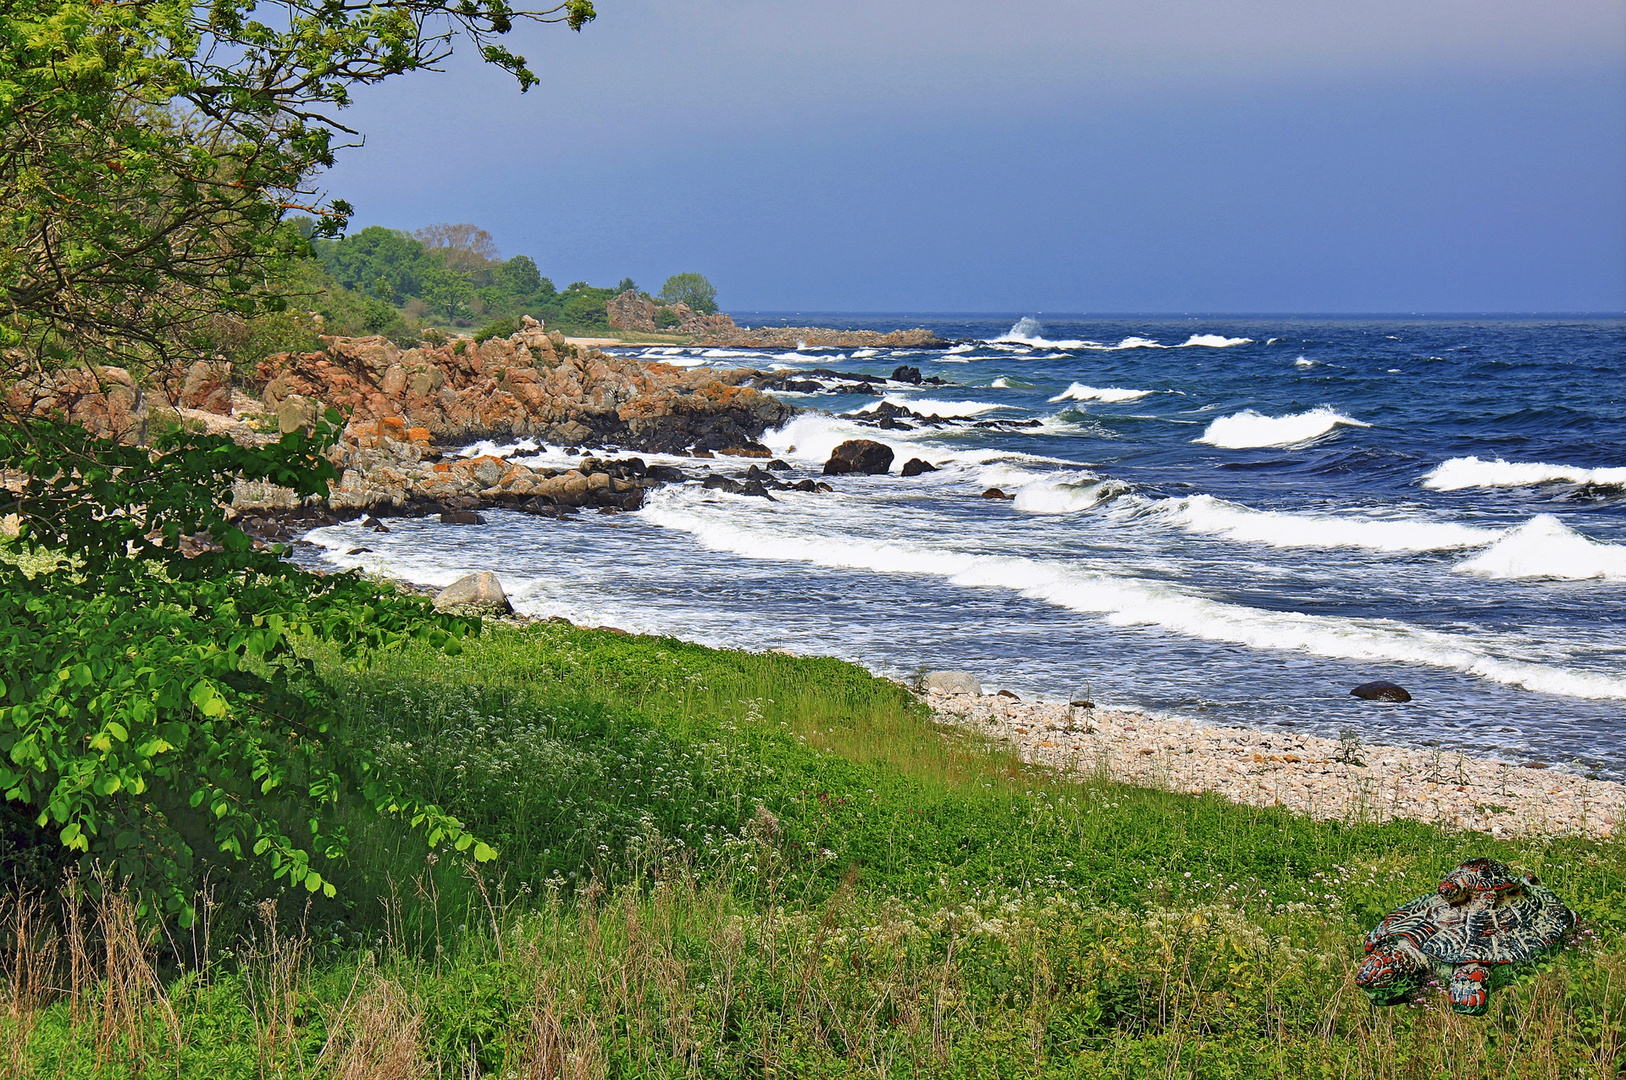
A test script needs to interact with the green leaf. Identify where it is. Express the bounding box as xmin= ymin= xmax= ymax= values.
xmin=304 ymin=871 xmax=322 ymax=893
xmin=473 ymin=841 xmax=497 ymax=863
